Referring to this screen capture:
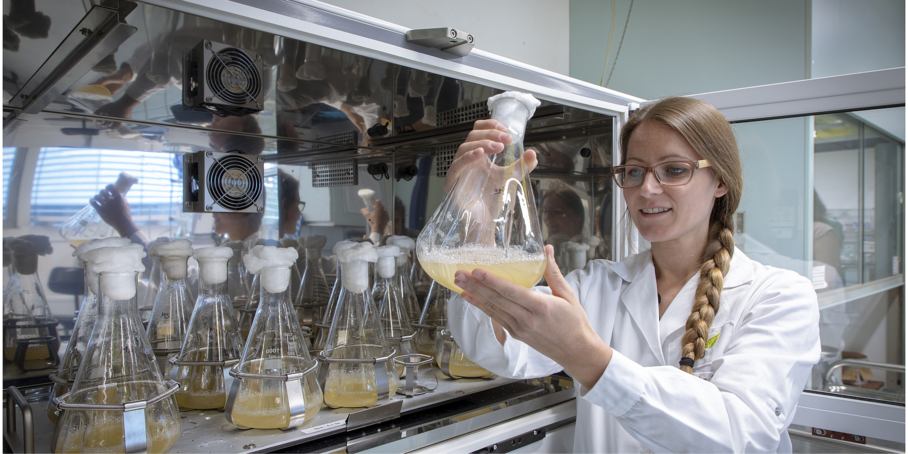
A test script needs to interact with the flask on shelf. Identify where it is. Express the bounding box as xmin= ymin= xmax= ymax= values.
xmin=318 ymin=243 xmax=399 ymax=408
xmin=225 ymin=245 xmax=322 ymax=429
xmin=3 ymin=235 xmax=59 ymax=371
xmin=279 ymin=237 xmax=303 ymax=304
xmin=436 ymin=323 xmax=494 ymax=379
xmin=386 ymin=235 xmax=422 ymax=322
xmin=413 ymin=280 xmax=448 ymax=361
xmin=52 ymin=244 xmax=181 ymax=454
xmin=372 ymin=245 xmax=416 ymax=377
xmin=170 ymin=247 xmax=244 ymax=410
xmin=145 ymin=239 xmax=194 ymax=379
xmin=417 ymin=92 xmax=544 ymax=293
xmin=47 ymin=237 xmax=131 ymax=424
xmin=137 ymin=237 xmax=167 ymax=325
xmin=295 ymin=235 xmax=330 ymax=338
xmin=311 ymin=240 xmax=357 ymax=354
xmin=225 ymin=240 xmax=250 ymax=313
xmin=58 ymin=172 xmax=139 ymax=248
